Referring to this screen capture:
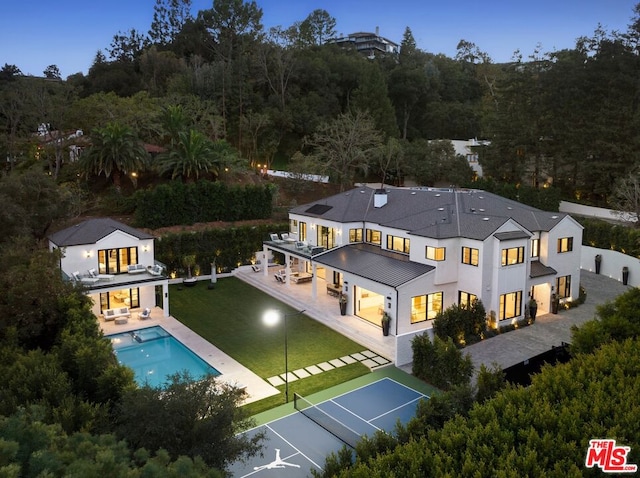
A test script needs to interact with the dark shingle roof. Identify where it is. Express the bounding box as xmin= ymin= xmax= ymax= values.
xmin=313 ymin=243 xmax=434 ymax=288
xmin=49 ymin=218 xmax=154 ymax=247
xmin=530 ymin=261 xmax=557 ymax=278
xmin=289 ymin=187 xmax=572 ymax=240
